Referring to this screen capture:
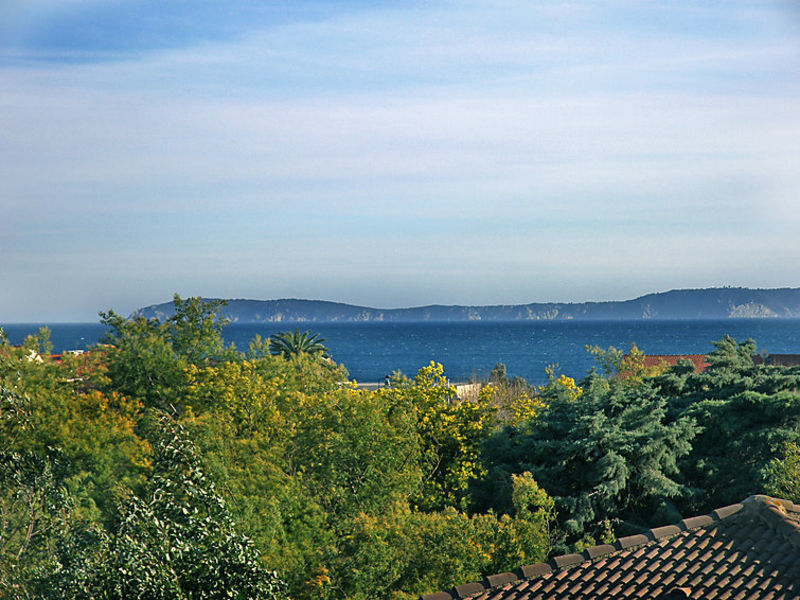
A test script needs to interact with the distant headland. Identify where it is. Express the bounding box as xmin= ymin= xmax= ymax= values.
xmin=134 ymin=287 xmax=800 ymax=322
